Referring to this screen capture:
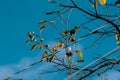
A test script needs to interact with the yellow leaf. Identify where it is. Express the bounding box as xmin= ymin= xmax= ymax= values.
xmin=116 ymin=34 xmax=119 ymax=40
xmin=31 ymin=44 xmax=37 ymax=51
xmin=39 ymin=20 xmax=46 ymax=24
xmin=99 ymin=0 xmax=106 ymax=5
xmin=3 ymin=78 xmax=9 ymax=80
xmin=44 ymin=51 xmax=49 ymax=62
xmin=44 ymin=51 xmax=48 ymax=57
xmin=76 ymin=50 xmax=83 ymax=58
